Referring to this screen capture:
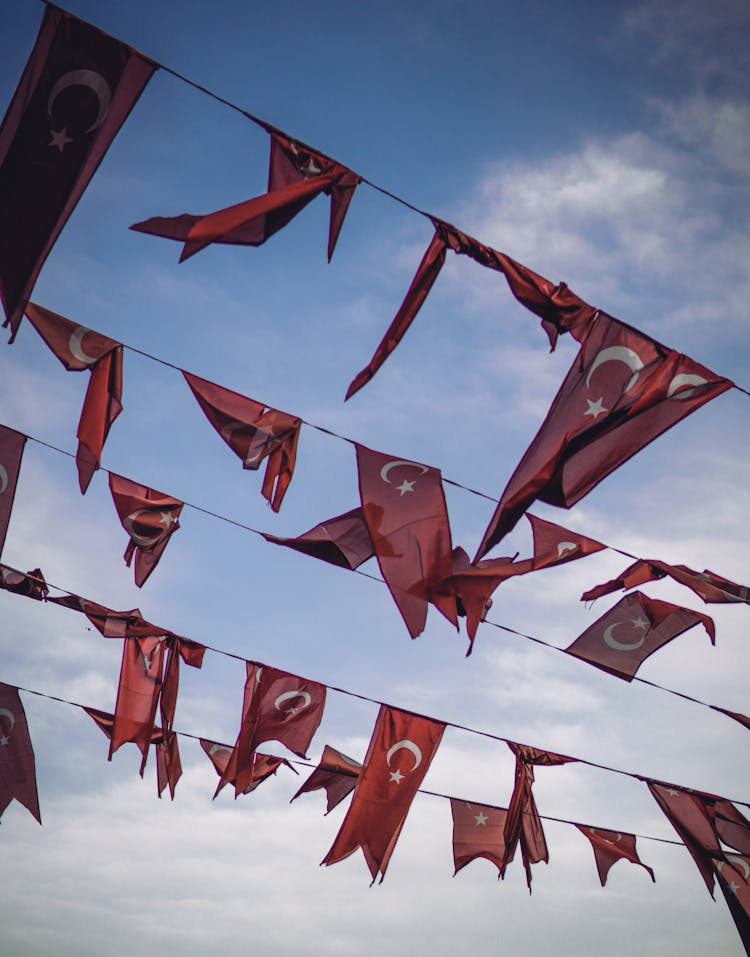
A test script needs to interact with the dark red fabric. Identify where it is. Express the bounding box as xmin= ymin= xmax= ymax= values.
xmin=25 ymin=301 xmax=119 ymax=370
xmin=526 ymin=513 xmax=605 ymax=569
xmin=711 ymin=707 xmax=750 ymax=732
xmin=322 ymin=705 xmax=445 ymax=883
xmin=108 ymin=473 xmax=183 ymax=586
xmin=566 ymin=591 xmax=715 ymax=681
xmin=291 ymin=743 xmax=362 ymax=813
xmin=475 ymin=314 xmax=732 ymax=558
xmin=109 ymin=636 xmax=166 ymax=764
xmin=715 ymin=855 xmax=750 ymax=955
xmin=0 ymin=565 xmax=47 ymax=600
xmin=0 ymin=683 xmax=41 ymax=824
xmin=262 ymin=507 xmax=374 ymax=570
xmin=0 ymin=8 xmax=155 ymax=340
xmin=575 ymin=824 xmax=654 ymax=886
xmin=582 ymin=559 xmax=749 ymax=606
xmin=450 ymin=798 xmax=509 ymax=875
xmin=356 ymin=443 xmax=455 ymax=639
xmin=201 ymin=738 xmax=295 ymax=796
xmin=183 ymin=370 xmax=301 ymax=512
xmin=0 ymin=425 xmax=26 ymax=558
